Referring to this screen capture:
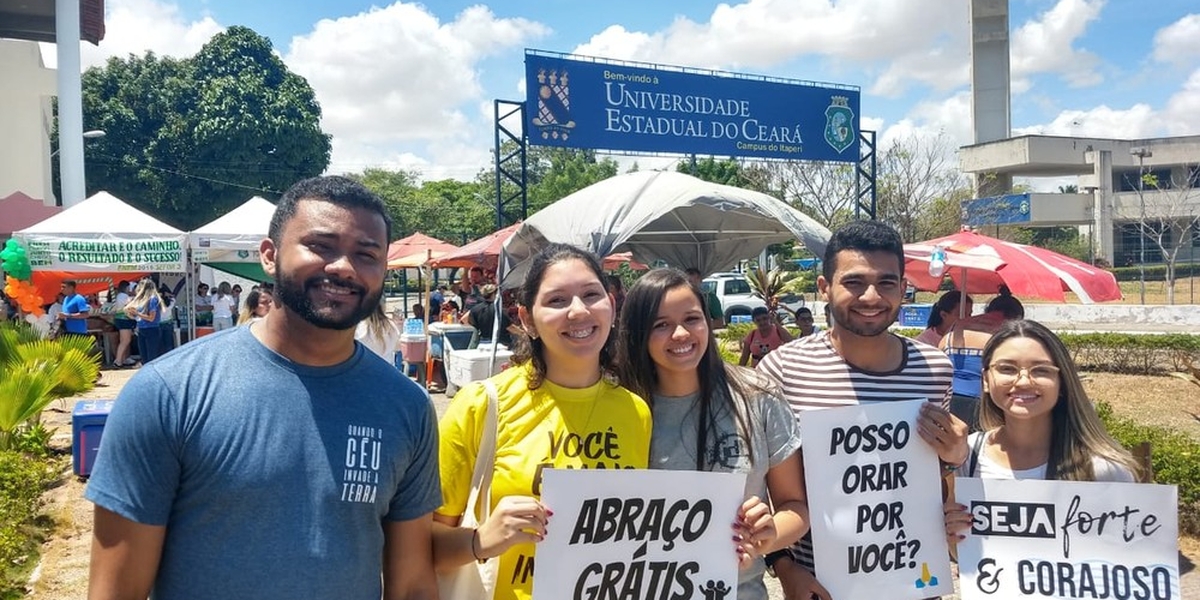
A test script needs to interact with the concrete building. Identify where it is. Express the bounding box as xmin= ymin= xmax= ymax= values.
xmin=964 ymin=0 xmax=1199 ymax=267
xmin=0 ymin=0 xmax=106 ymax=207
xmin=959 ymin=135 xmax=1200 ymax=266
